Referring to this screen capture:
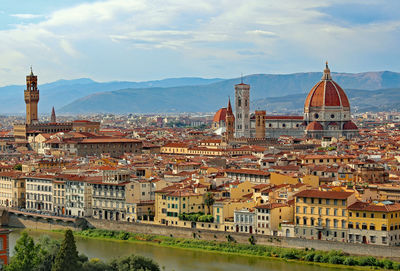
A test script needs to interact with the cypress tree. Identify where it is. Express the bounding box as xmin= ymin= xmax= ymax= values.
xmin=52 ymin=230 xmax=79 ymax=271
